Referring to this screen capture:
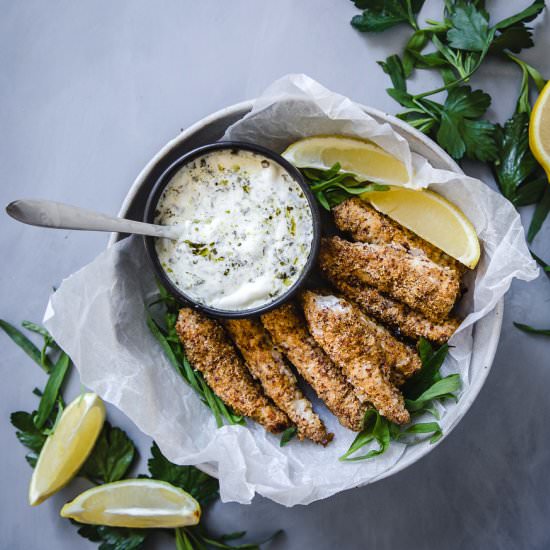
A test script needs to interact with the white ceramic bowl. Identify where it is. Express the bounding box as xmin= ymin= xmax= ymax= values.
xmin=109 ymin=100 xmax=503 ymax=486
